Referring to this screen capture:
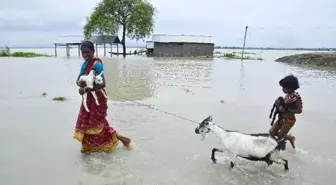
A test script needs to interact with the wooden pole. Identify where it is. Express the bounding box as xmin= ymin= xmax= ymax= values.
xmin=117 ymin=44 xmax=119 ymax=56
xmin=78 ymin=45 xmax=80 ymax=56
xmin=95 ymin=43 xmax=98 ymax=57
xmin=104 ymin=43 xmax=106 ymax=56
xmin=110 ymin=43 xmax=112 ymax=57
xmin=66 ymin=44 xmax=70 ymax=57
xmin=54 ymin=44 xmax=57 ymax=57
xmin=241 ymin=26 xmax=248 ymax=60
